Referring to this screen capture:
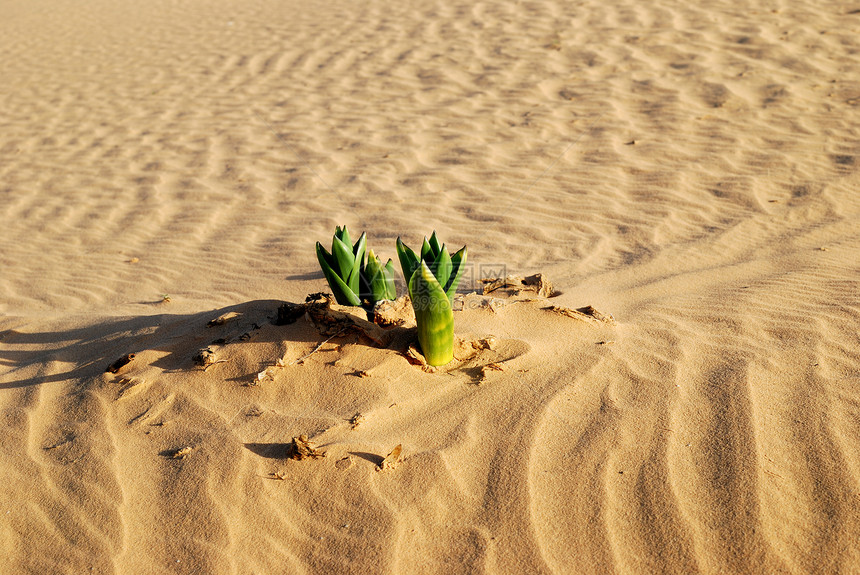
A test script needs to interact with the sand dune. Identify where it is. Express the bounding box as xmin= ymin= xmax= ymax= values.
xmin=1 ymin=0 xmax=859 ymax=572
